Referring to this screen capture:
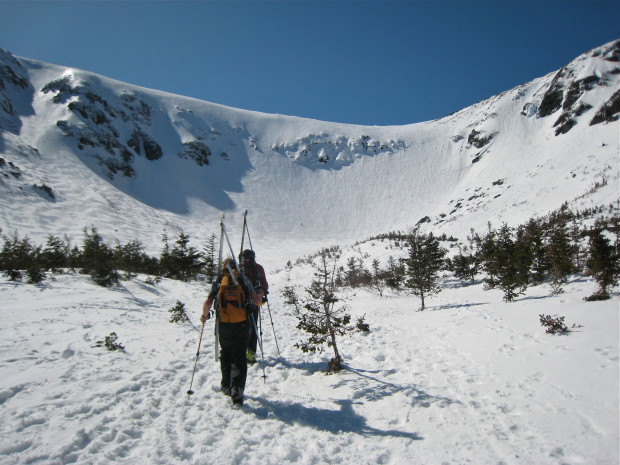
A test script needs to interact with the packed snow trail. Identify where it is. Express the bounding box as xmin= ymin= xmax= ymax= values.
xmin=0 ymin=264 xmax=617 ymax=465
